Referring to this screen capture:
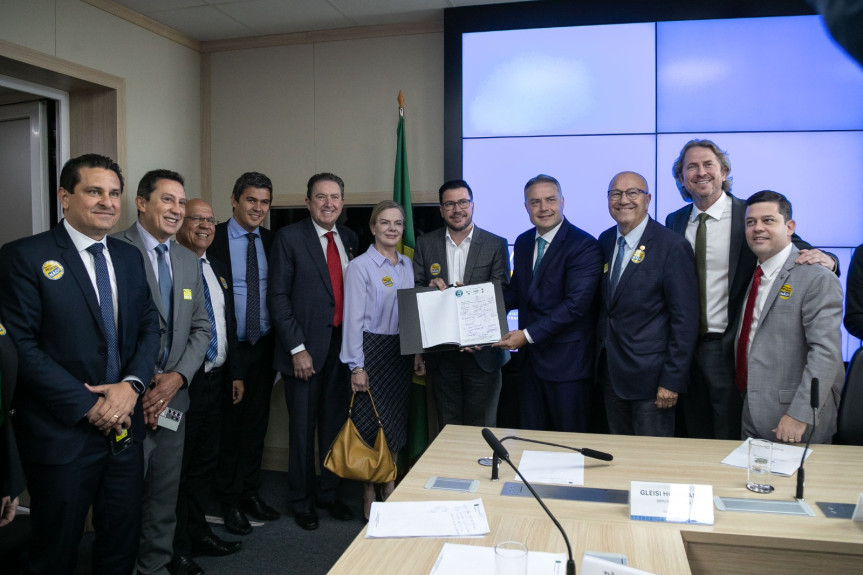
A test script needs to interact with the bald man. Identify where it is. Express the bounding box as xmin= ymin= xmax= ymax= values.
xmin=596 ymin=172 xmax=699 ymax=437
